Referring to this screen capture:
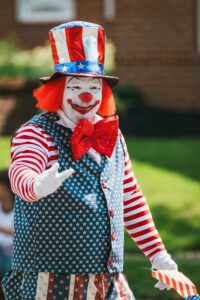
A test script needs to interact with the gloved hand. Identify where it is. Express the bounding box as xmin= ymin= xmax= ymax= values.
xmin=151 ymin=251 xmax=178 ymax=291
xmin=33 ymin=162 xmax=75 ymax=199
